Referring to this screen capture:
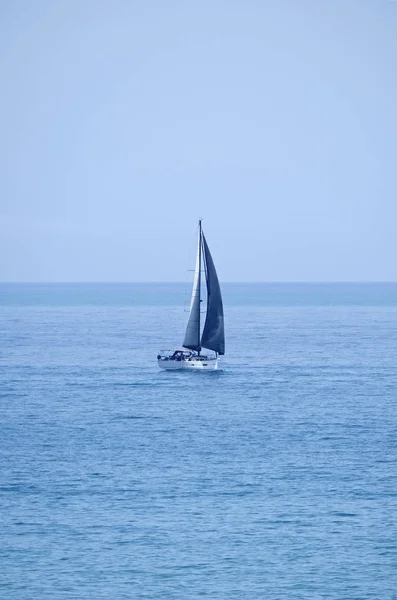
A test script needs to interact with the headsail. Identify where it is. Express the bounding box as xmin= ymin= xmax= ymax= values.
xmin=182 ymin=229 xmax=201 ymax=351
xmin=200 ymin=234 xmax=225 ymax=355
